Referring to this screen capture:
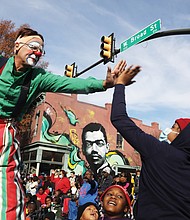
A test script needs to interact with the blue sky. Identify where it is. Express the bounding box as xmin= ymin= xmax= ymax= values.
xmin=1 ymin=0 xmax=190 ymax=129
